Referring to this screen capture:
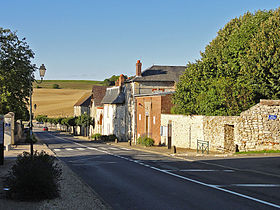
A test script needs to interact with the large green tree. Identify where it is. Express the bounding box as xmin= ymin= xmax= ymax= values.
xmin=173 ymin=8 xmax=280 ymax=116
xmin=0 ymin=28 xmax=36 ymax=120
